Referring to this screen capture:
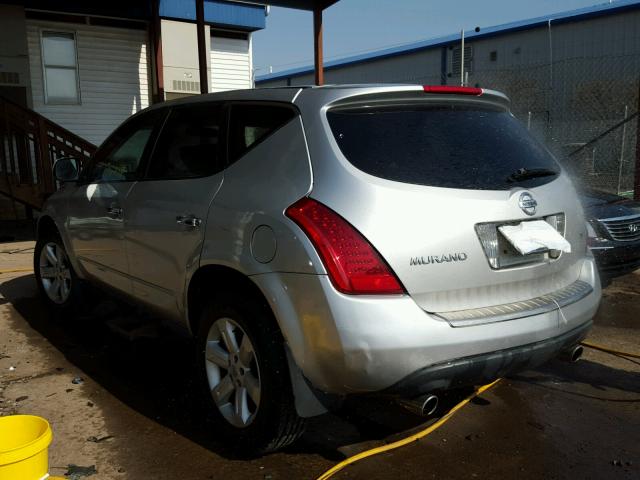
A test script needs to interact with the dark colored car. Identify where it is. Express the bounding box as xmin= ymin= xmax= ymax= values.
xmin=581 ymin=189 xmax=640 ymax=282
